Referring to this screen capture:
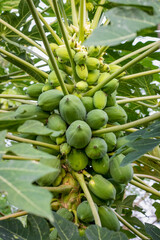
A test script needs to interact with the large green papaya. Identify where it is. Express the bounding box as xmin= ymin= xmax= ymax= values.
xmin=85 ymin=138 xmax=107 ymax=159
xmin=27 ymin=83 xmax=44 ymax=98
xmin=67 ymin=149 xmax=88 ymax=171
xmin=101 ymin=132 xmax=117 ymax=152
xmin=104 ymin=104 xmax=127 ymax=124
xmin=59 ymin=95 xmax=86 ymax=124
xmin=36 ymin=135 xmax=58 ymax=155
xmin=88 ymin=174 xmax=116 ymax=200
xmin=80 ymin=96 xmax=94 ymax=113
xmin=48 ymin=70 xmax=66 ymax=87
xmin=92 ymin=154 xmax=109 ymax=175
xmin=110 ymin=154 xmax=133 ymax=184
xmin=56 ymin=208 xmax=73 ymax=221
xmin=37 ymin=157 xmax=60 ymax=186
xmin=38 ymin=89 xmax=64 ymax=111
xmin=98 ymin=206 xmax=120 ymax=231
xmin=66 ymin=120 xmax=92 ymax=149
xmin=15 ymin=104 xmax=49 ymax=120
xmin=93 ymin=90 xmax=107 ymax=109
xmin=47 ymin=113 xmax=67 ymax=137
xmin=86 ymin=109 xmax=108 ymax=130
xmin=77 ymin=200 xmax=97 ymax=223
